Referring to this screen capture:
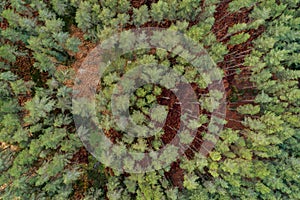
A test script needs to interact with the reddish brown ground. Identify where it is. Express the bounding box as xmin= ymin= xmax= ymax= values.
xmin=165 ymin=161 xmax=184 ymax=189
xmin=66 ymin=26 xmax=96 ymax=161
xmin=70 ymin=147 xmax=90 ymax=200
xmin=212 ymin=0 xmax=264 ymax=131
xmin=70 ymin=26 xmax=97 ymax=73
xmin=70 ymin=147 xmax=89 ymax=164
xmin=157 ymin=88 xmax=181 ymax=144
xmin=0 ymin=18 xmax=8 ymax=30
xmin=131 ymin=0 xmax=158 ymax=8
